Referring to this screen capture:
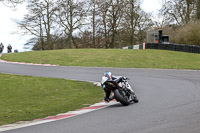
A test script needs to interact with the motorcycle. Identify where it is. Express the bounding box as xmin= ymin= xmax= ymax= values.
xmin=101 ymin=77 xmax=138 ymax=106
